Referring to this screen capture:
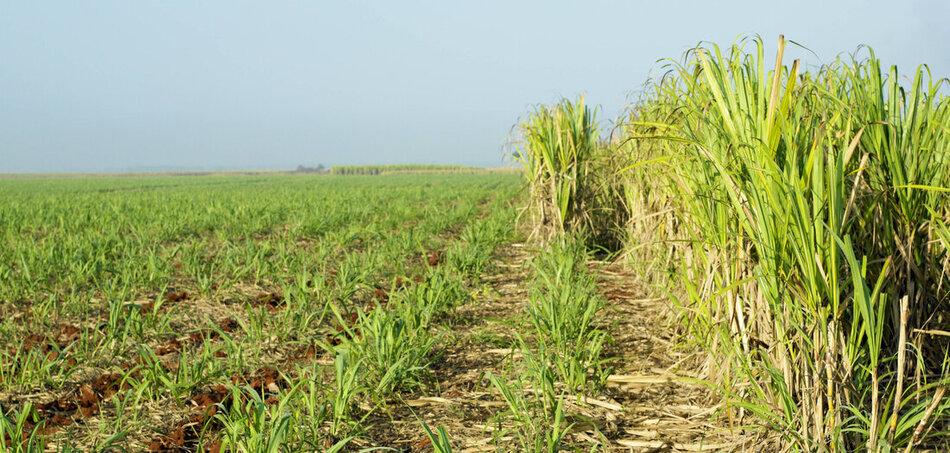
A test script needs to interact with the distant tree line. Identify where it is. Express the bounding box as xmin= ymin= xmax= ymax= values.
xmin=294 ymin=164 xmax=328 ymax=174
xmin=329 ymin=164 xmax=481 ymax=175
